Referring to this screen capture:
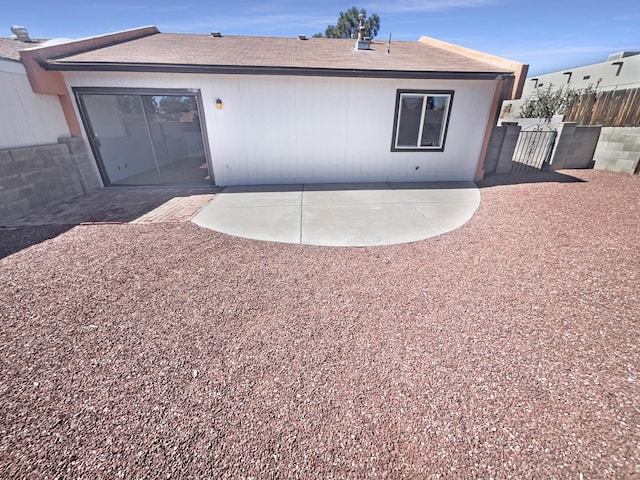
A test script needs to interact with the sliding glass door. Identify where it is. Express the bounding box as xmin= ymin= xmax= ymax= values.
xmin=76 ymin=89 xmax=211 ymax=186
